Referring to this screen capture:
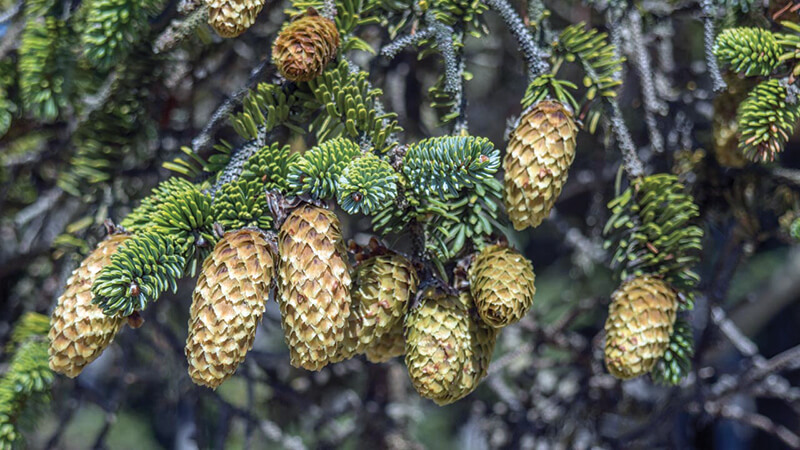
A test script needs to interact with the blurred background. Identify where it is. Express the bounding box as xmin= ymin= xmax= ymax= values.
xmin=2 ymin=0 xmax=800 ymax=448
